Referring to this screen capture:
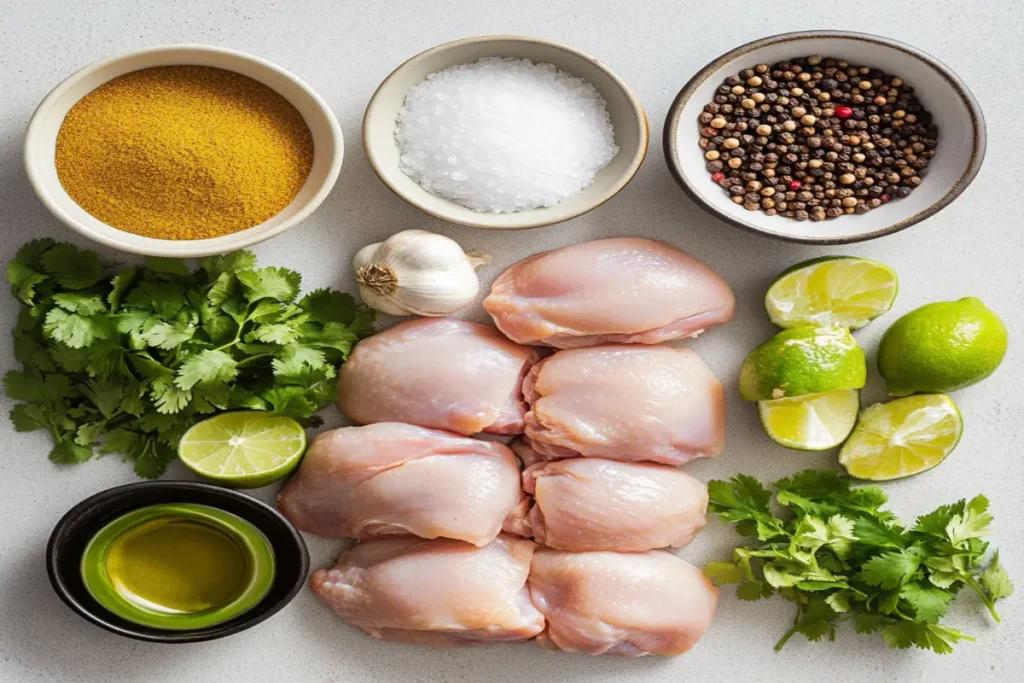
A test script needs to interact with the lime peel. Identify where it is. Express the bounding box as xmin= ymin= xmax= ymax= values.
xmin=739 ymin=327 xmax=866 ymax=401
